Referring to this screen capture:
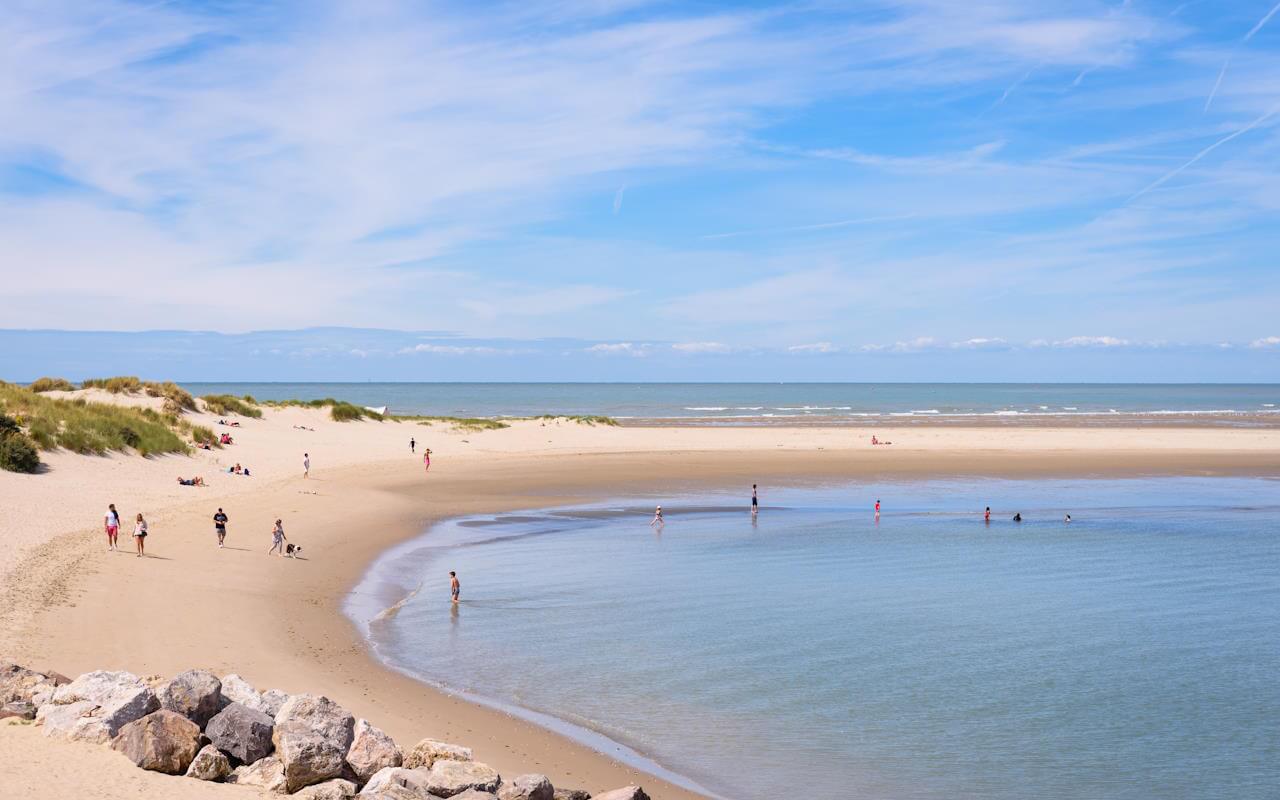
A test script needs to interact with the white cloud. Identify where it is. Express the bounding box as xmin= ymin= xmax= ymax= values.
xmin=671 ymin=341 xmax=733 ymax=354
xmin=788 ymin=342 xmax=839 ymax=353
xmin=584 ymin=342 xmax=650 ymax=356
xmin=1052 ymin=336 xmax=1132 ymax=348
xmin=398 ymin=343 xmax=513 ymax=356
xmin=1249 ymin=336 xmax=1280 ymax=349
xmin=951 ymin=337 xmax=1007 ymax=349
